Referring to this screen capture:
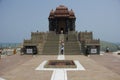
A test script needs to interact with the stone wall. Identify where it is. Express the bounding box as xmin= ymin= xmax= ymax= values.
xmin=78 ymin=31 xmax=100 ymax=54
xmin=23 ymin=32 xmax=46 ymax=54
